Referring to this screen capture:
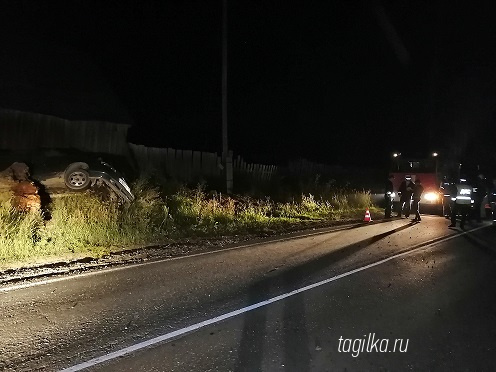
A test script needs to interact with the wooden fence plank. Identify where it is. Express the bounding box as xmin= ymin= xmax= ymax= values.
xmin=164 ymin=148 xmax=173 ymax=178
xmin=183 ymin=150 xmax=193 ymax=181
xmin=192 ymin=151 xmax=202 ymax=179
xmin=203 ymin=152 xmax=215 ymax=176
